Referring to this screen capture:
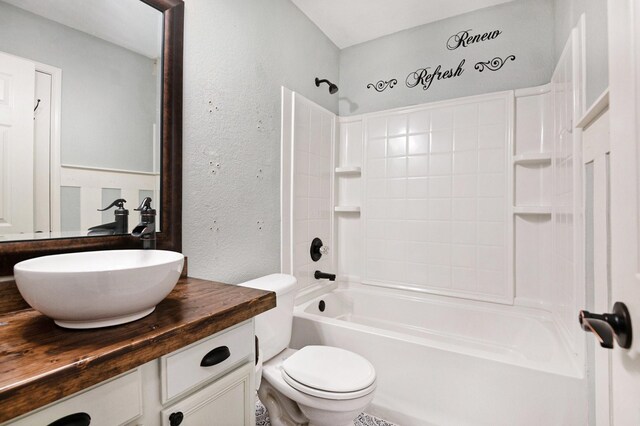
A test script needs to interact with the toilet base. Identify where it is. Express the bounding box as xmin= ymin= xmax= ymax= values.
xmin=258 ymin=380 xmax=307 ymax=426
xmin=258 ymin=379 xmax=370 ymax=426
xmin=298 ymin=401 xmax=362 ymax=426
